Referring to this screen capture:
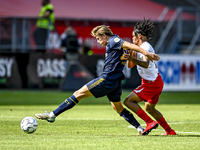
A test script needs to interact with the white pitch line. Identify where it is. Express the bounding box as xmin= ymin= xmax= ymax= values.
xmin=173 ymin=131 xmax=200 ymax=134
xmin=2 ymin=115 xmax=200 ymax=122
xmin=139 ymin=121 xmax=200 ymax=126
xmin=148 ymin=129 xmax=200 ymax=135
xmin=1 ymin=116 xmax=200 ymax=134
xmin=128 ymin=121 xmax=200 ymax=135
